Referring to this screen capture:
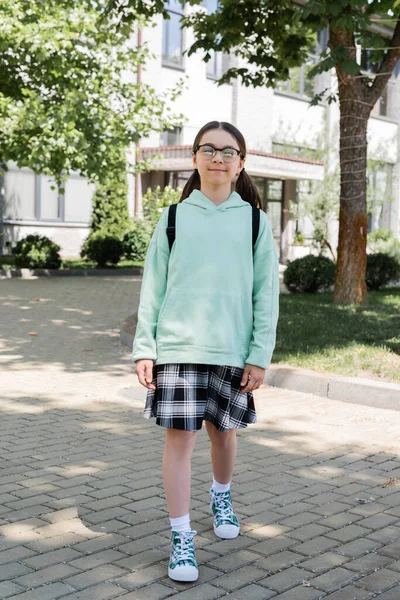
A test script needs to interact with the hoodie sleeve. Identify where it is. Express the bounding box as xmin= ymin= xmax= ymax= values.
xmin=245 ymin=211 xmax=279 ymax=370
xmin=132 ymin=208 xmax=170 ymax=363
